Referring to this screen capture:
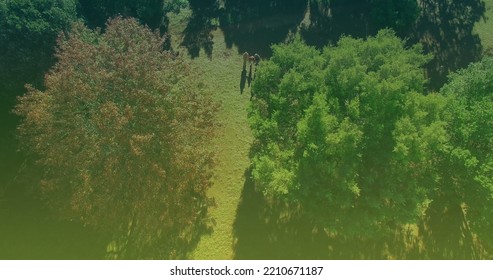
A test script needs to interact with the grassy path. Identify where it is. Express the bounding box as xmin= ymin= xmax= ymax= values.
xmin=167 ymin=13 xmax=253 ymax=259
xmin=188 ymin=30 xmax=253 ymax=259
